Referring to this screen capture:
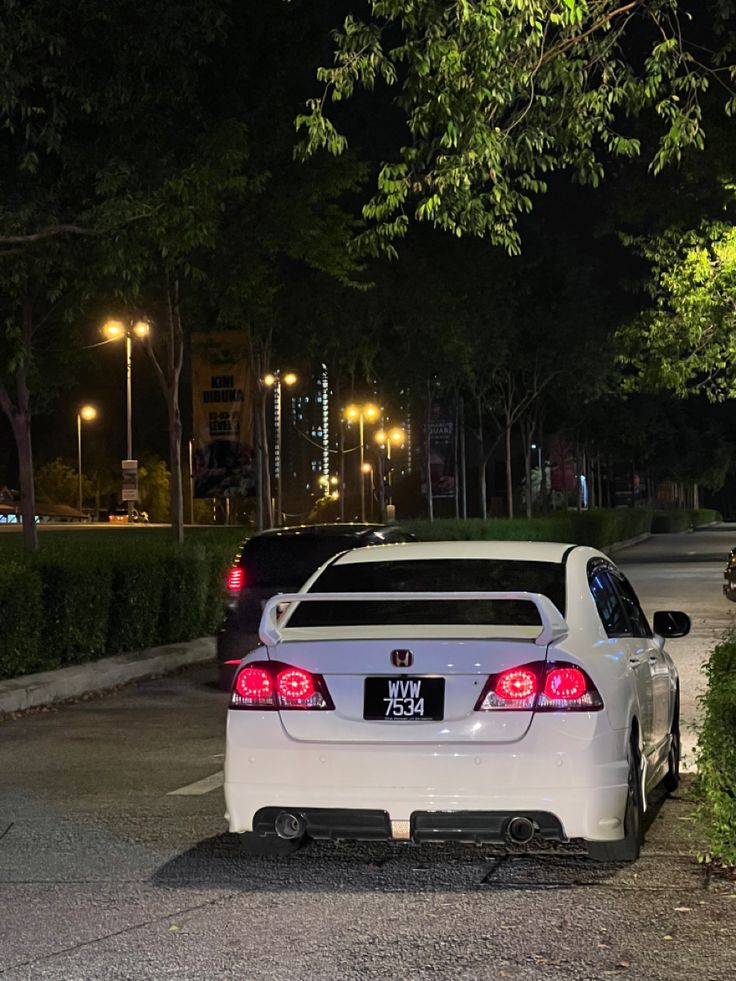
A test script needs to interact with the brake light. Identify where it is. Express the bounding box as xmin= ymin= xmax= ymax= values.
xmin=230 ymin=661 xmax=333 ymax=711
xmin=235 ymin=667 xmax=273 ymax=704
xmin=277 ymin=668 xmax=316 ymax=701
xmin=496 ymin=668 xmax=537 ymax=701
xmin=475 ymin=662 xmax=603 ymax=712
xmin=226 ymin=566 xmax=245 ymax=592
xmin=544 ymin=667 xmax=586 ymax=700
